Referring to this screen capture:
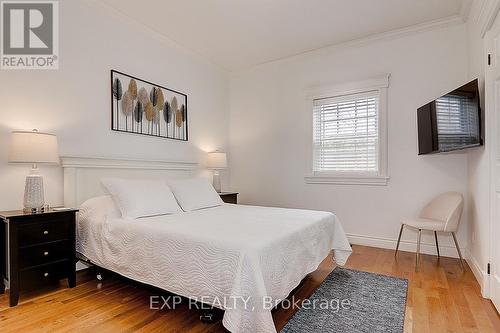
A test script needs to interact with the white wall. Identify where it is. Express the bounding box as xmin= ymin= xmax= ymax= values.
xmin=229 ymin=23 xmax=470 ymax=256
xmin=0 ymin=0 xmax=477 ymax=263
xmin=0 ymin=0 xmax=230 ymax=211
